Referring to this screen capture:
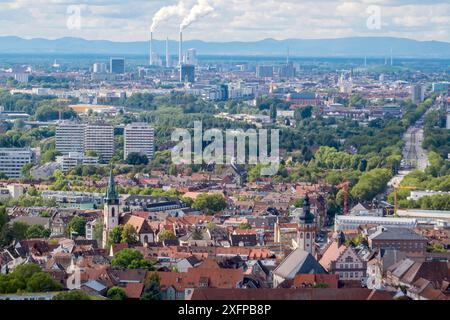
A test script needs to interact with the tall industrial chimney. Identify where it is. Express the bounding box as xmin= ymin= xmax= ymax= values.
xmin=166 ymin=37 xmax=170 ymax=68
xmin=150 ymin=31 xmax=153 ymax=66
xmin=179 ymin=31 xmax=183 ymax=66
